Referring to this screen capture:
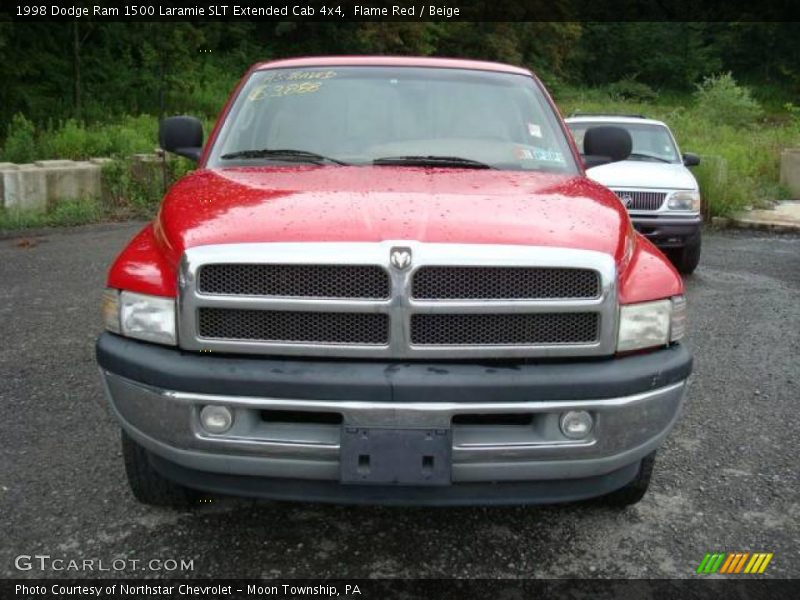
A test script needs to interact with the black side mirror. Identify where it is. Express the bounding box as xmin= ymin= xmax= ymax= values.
xmin=582 ymin=126 xmax=632 ymax=169
xmin=683 ymin=152 xmax=700 ymax=167
xmin=159 ymin=116 xmax=203 ymax=161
